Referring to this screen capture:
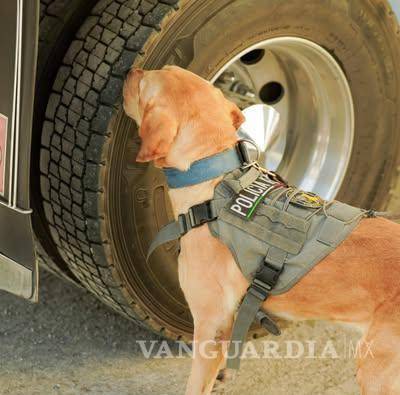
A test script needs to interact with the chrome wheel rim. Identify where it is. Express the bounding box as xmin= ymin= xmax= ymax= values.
xmin=213 ymin=37 xmax=354 ymax=200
